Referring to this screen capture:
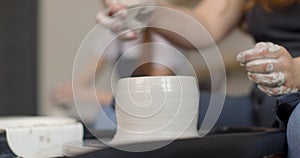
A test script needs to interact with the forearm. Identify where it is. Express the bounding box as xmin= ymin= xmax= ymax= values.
xmin=96 ymin=90 xmax=113 ymax=105
xmin=150 ymin=2 xmax=207 ymax=48
xmin=75 ymin=56 xmax=108 ymax=87
xmin=150 ymin=0 xmax=245 ymax=49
